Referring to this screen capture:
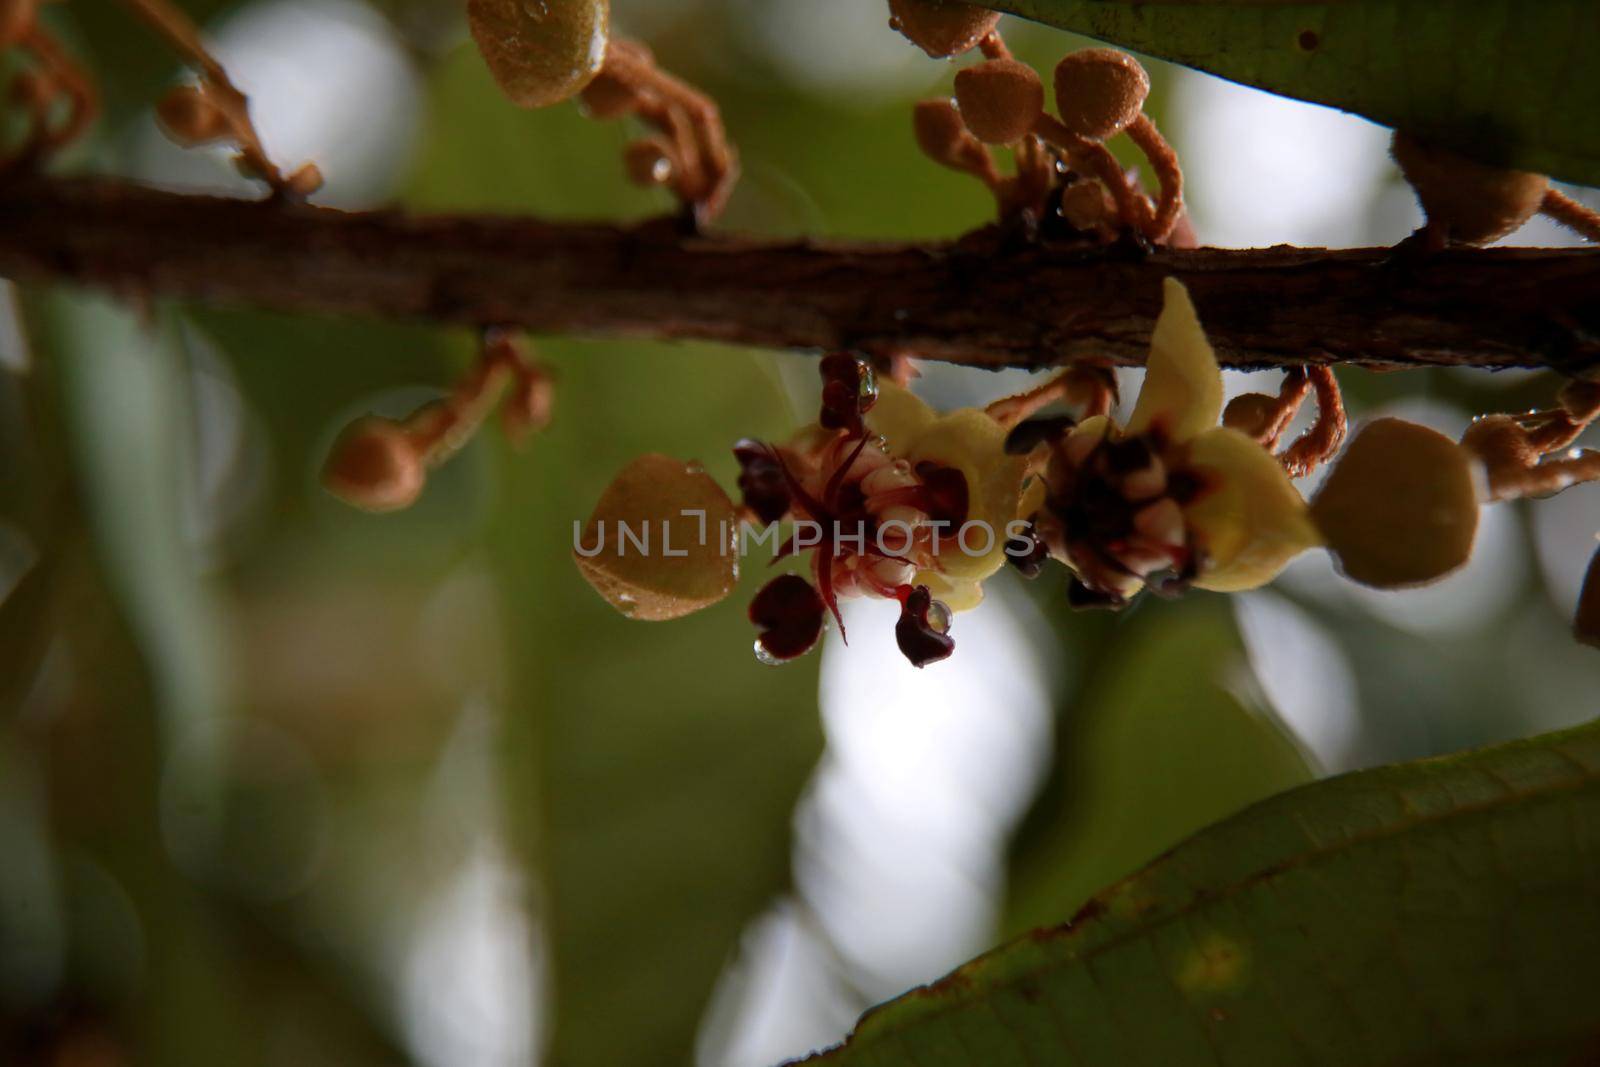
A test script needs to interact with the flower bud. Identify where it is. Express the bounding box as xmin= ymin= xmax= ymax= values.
xmin=913 ymin=99 xmax=983 ymax=169
xmin=1222 ymin=393 xmax=1280 ymax=439
xmin=1390 ymin=131 xmax=1548 ymax=245
xmin=622 ymin=137 xmax=673 ymax=186
xmin=155 ymin=84 xmax=230 ymax=146
xmin=1056 ymin=179 xmax=1113 ymax=231
xmin=574 ymin=453 xmax=739 ymax=621
xmin=953 ymin=59 xmax=1043 ymax=145
xmin=1576 ymin=542 xmax=1600 ymax=650
xmin=501 ymin=366 xmax=553 ymax=445
xmin=1053 ymin=48 xmax=1149 ymax=141
xmin=887 ymin=0 xmax=1000 ymax=59
xmin=1310 ymin=417 xmax=1479 ymax=588
xmin=285 ymin=162 xmax=324 ymax=198
xmin=323 ymin=416 xmax=426 ymax=513
xmin=468 ymin=0 xmax=609 ymax=109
